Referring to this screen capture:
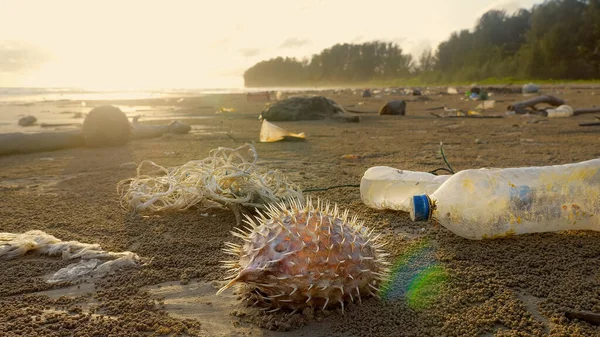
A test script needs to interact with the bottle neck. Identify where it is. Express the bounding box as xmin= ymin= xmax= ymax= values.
xmin=410 ymin=194 xmax=432 ymax=222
